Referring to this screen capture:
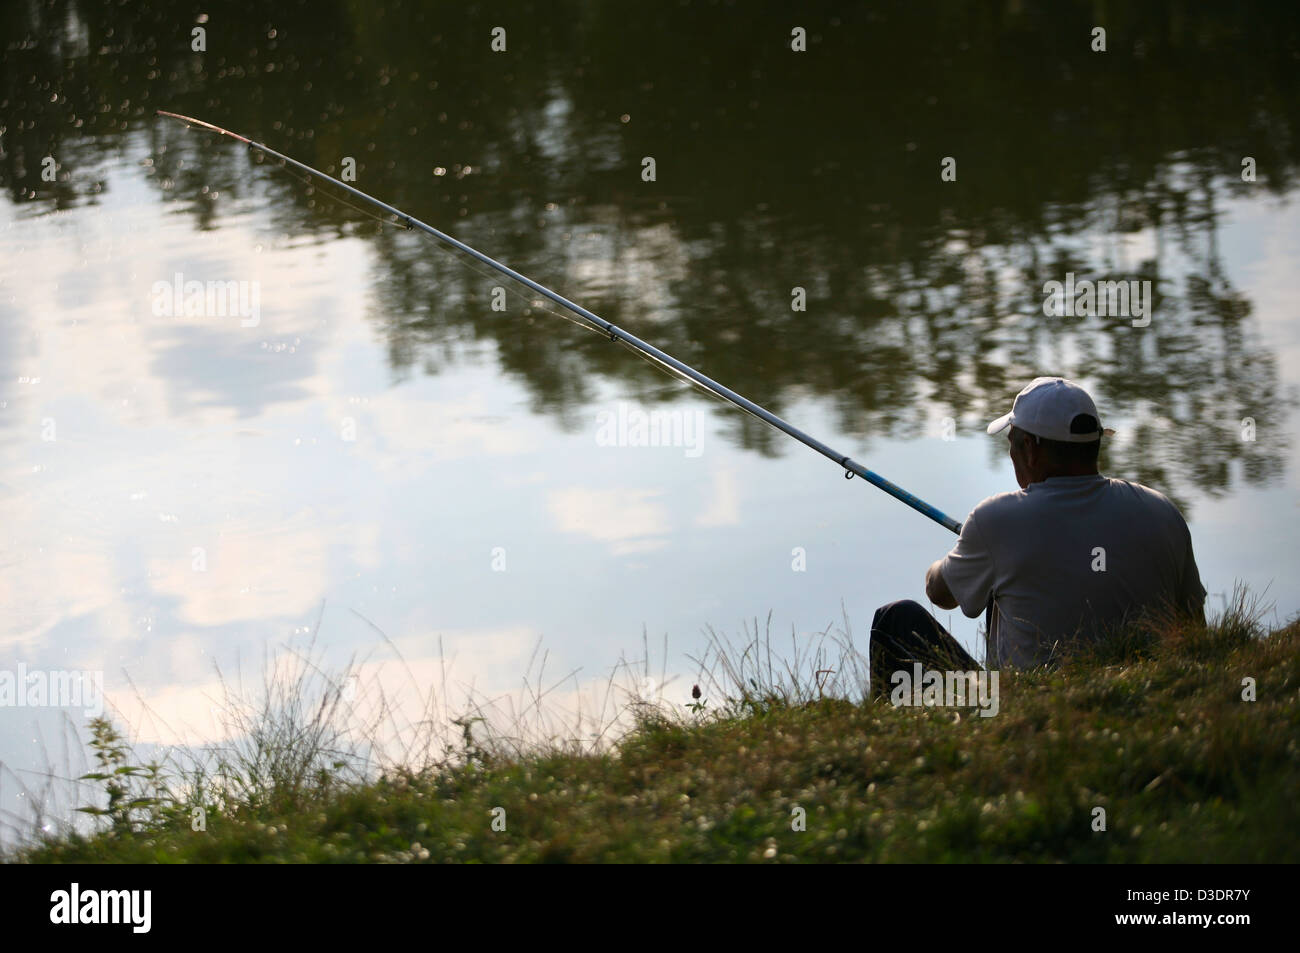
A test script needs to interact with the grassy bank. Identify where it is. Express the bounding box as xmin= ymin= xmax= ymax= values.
xmin=10 ymin=597 xmax=1300 ymax=863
